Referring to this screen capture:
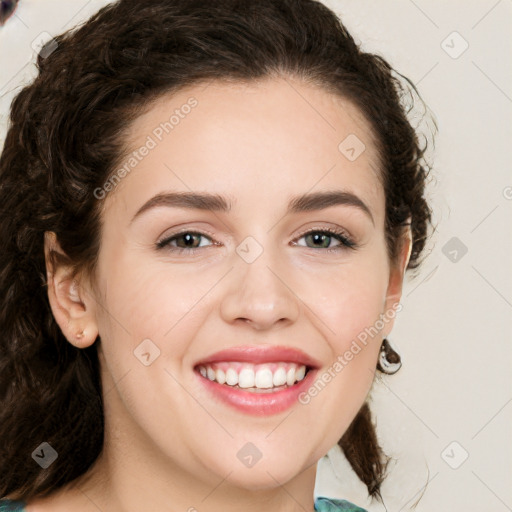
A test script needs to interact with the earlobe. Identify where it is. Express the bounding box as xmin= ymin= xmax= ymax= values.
xmin=44 ymin=231 xmax=99 ymax=348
